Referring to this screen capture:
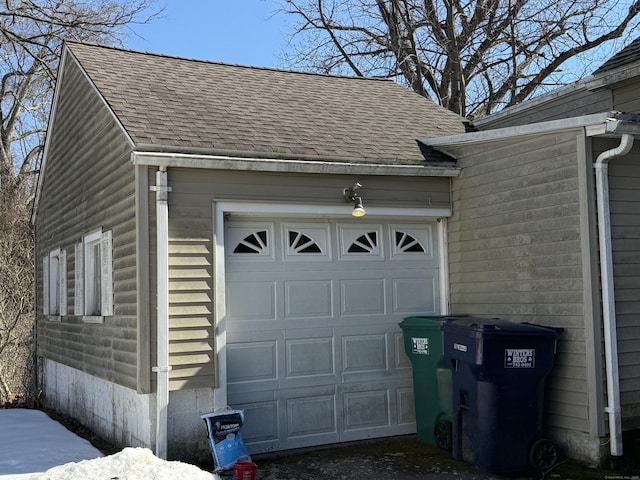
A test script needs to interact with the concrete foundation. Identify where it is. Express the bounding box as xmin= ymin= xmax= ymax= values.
xmin=42 ymin=360 xmax=216 ymax=462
